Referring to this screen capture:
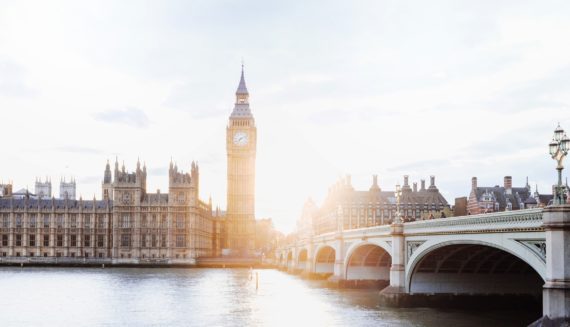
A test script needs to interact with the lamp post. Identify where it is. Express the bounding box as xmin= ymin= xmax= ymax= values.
xmin=394 ymin=184 xmax=403 ymax=224
xmin=549 ymin=123 xmax=570 ymax=205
